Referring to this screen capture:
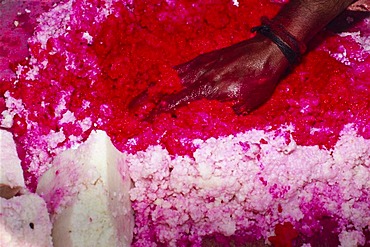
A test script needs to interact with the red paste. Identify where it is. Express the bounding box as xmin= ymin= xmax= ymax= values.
xmin=2 ymin=0 xmax=369 ymax=189
xmin=1 ymin=0 xmax=369 ymax=245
